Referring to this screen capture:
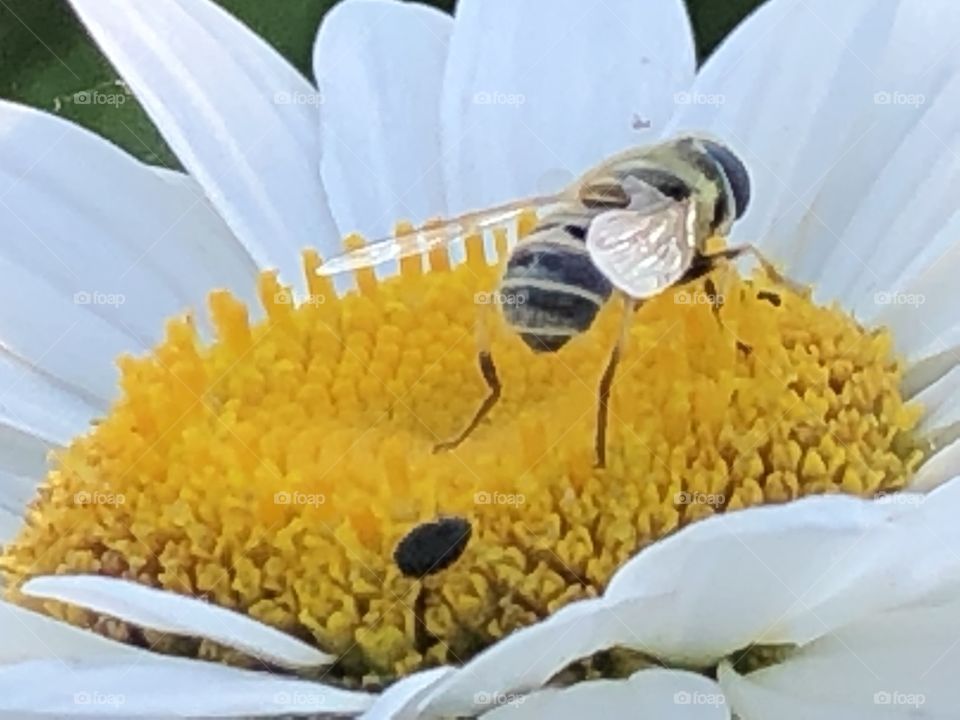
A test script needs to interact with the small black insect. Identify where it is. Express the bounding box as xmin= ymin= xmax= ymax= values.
xmin=394 ymin=516 xmax=472 ymax=578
